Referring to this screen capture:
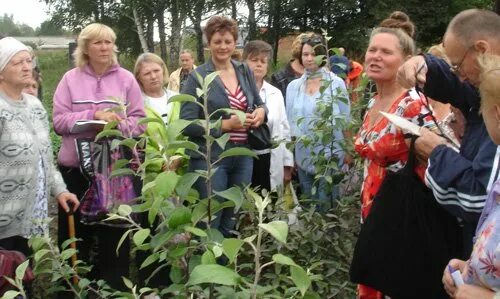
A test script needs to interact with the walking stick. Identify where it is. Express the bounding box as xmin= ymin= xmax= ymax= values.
xmin=67 ymin=203 xmax=79 ymax=285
